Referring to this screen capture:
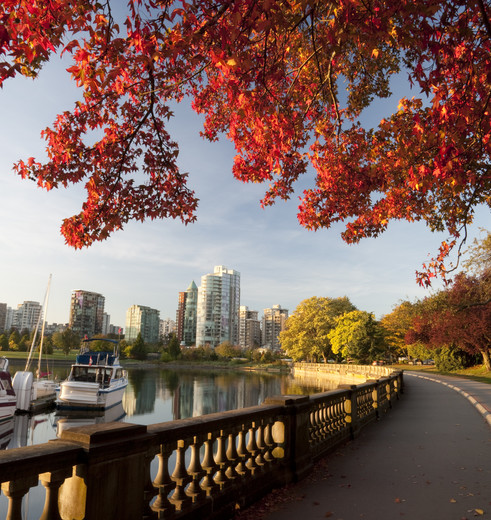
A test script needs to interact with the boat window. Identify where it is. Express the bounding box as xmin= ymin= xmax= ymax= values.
xmin=115 ymin=369 xmax=122 ymax=379
xmin=71 ymin=367 xmax=98 ymax=382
